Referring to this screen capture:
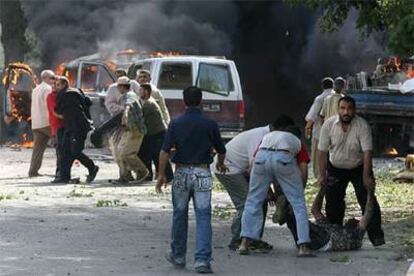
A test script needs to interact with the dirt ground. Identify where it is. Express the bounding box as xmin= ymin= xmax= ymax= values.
xmin=0 ymin=146 xmax=413 ymax=276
